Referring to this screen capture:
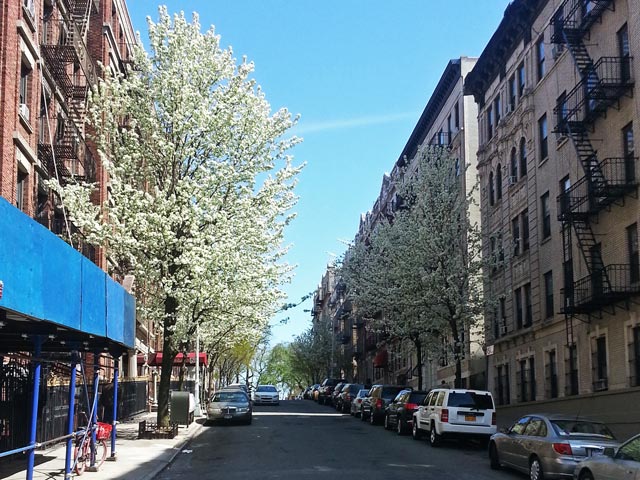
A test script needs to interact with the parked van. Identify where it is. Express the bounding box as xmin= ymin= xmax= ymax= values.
xmin=412 ymin=388 xmax=496 ymax=447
